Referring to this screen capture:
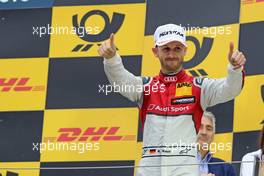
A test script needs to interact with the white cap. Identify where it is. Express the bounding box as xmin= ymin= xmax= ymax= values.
xmin=154 ymin=24 xmax=187 ymax=47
